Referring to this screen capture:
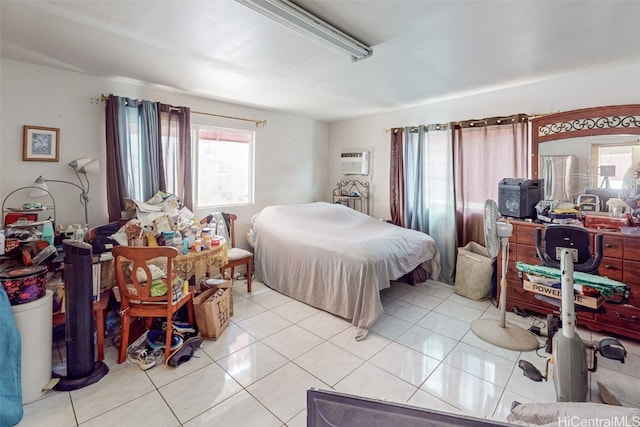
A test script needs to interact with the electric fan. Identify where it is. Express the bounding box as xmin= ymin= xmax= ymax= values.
xmin=470 ymin=199 xmax=539 ymax=351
